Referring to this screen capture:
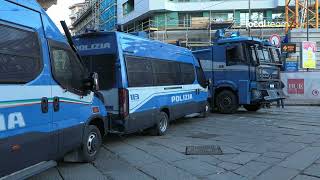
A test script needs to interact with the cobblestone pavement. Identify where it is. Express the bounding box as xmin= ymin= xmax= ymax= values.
xmin=30 ymin=106 xmax=320 ymax=180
